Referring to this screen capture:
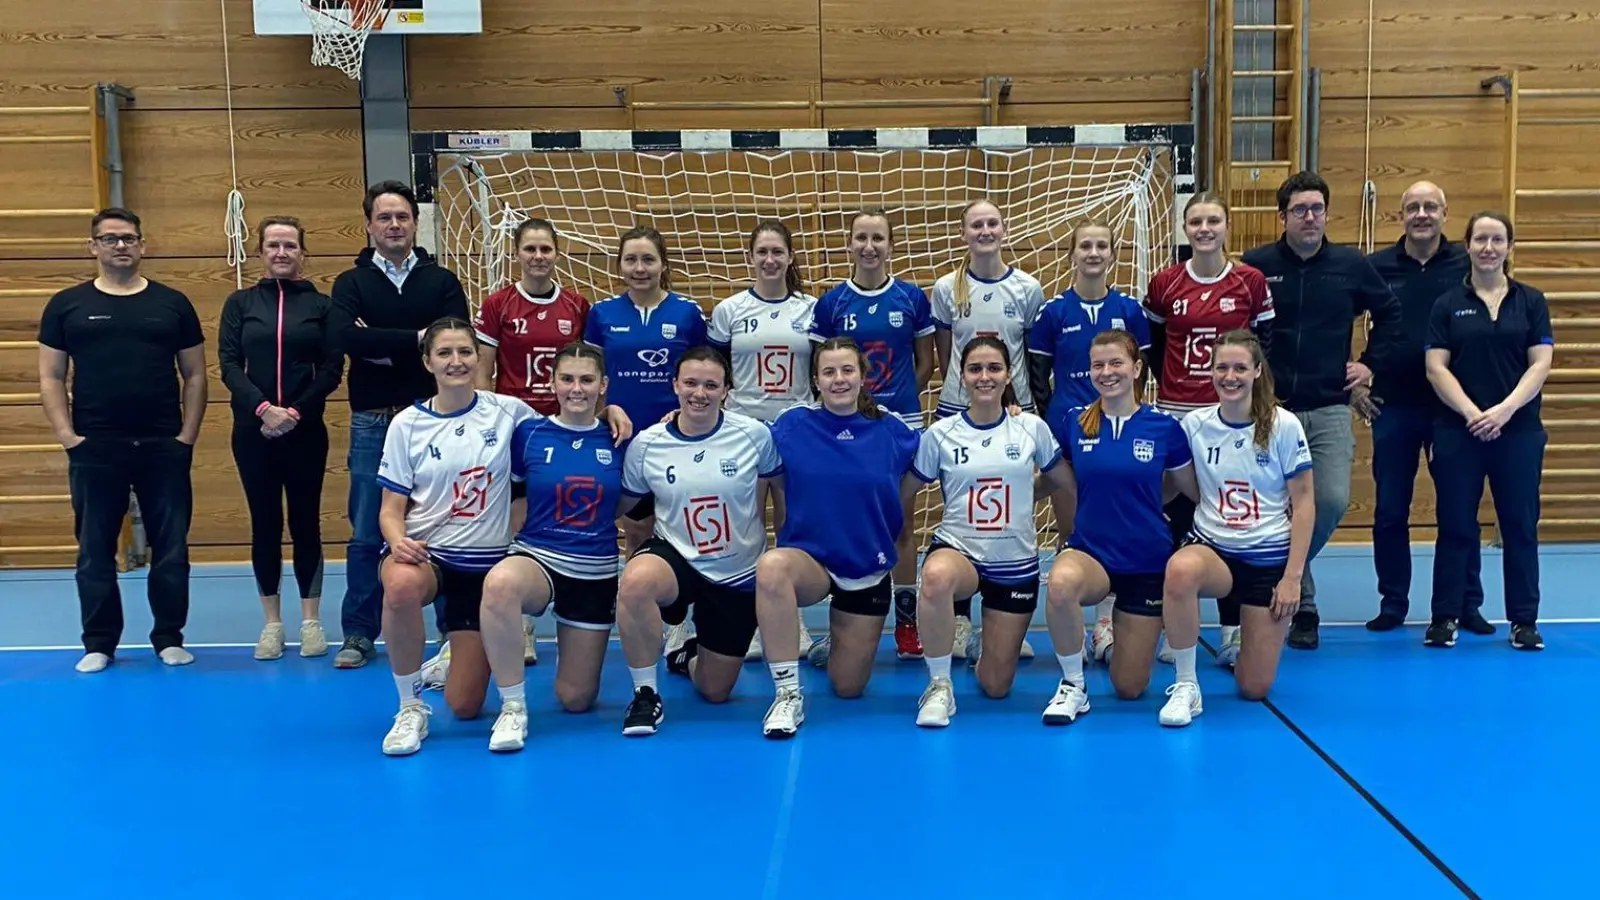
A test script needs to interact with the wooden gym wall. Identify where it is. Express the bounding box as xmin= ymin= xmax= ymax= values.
xmin=0 ymin=1 xmax=1595 ymax=567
